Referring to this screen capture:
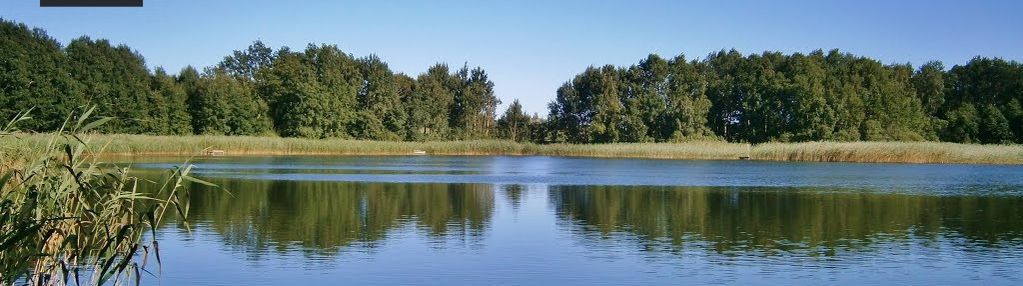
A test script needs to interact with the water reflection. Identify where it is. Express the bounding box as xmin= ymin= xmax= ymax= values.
xmin=502 ymin=184 xmax=526 ymax=211
xmin=171 ymin=178 xmax=1023 ymax=258
xmin=136 ymin=155 xmax=1023 ymax=195
xmin=176 ymin=179 xmax=494 ymax=257
xmin=550 ymin=185 xmax=1023 ymax=255
xmin=125 ymin=157 xmax=1023 ymax=285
